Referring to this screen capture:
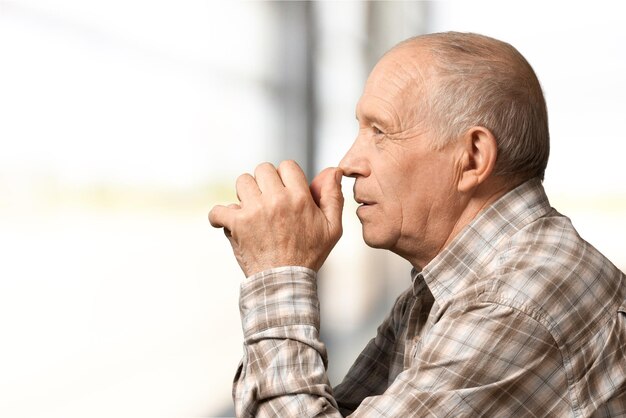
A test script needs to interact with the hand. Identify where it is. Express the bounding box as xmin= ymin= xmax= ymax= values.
xmin=209 ymin=160 xmax=344 ymax=277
